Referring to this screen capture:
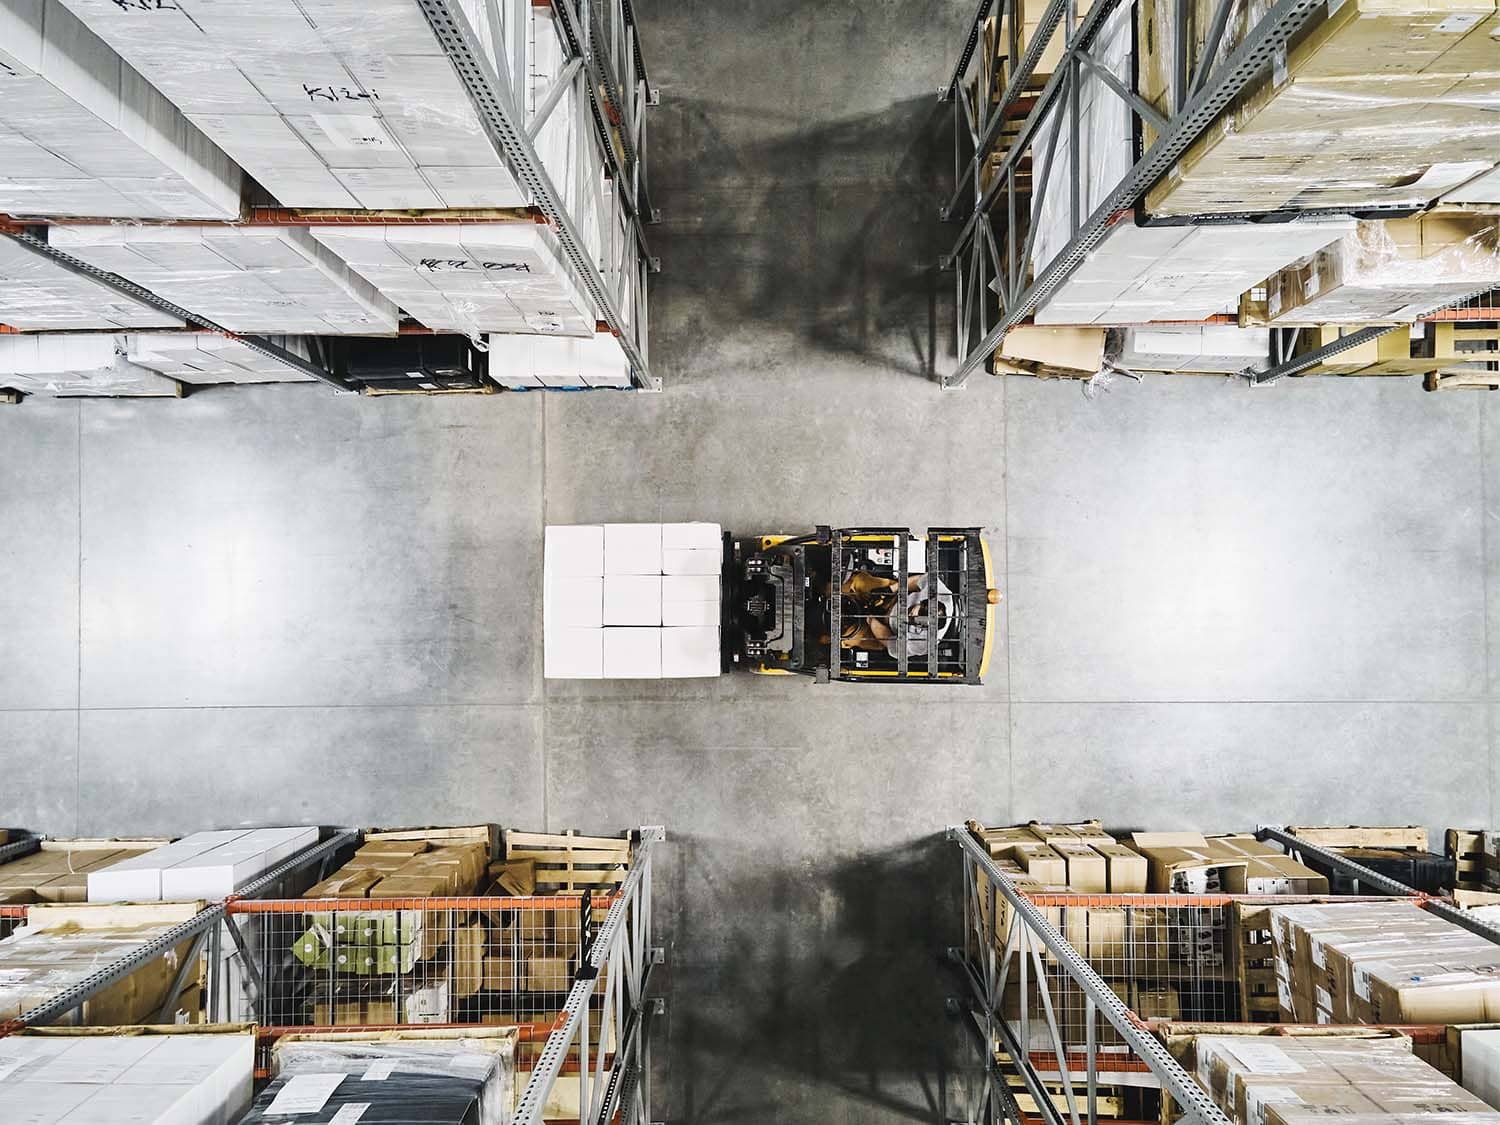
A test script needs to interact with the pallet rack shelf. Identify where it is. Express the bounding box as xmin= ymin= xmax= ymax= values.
xmin=945 ymin=823 xmax=1500 ymax=1125
xmin=0 ymin=0 xmax=659 ymax=394
xmin=938 ymin=0 xmax=1498 ymax=390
